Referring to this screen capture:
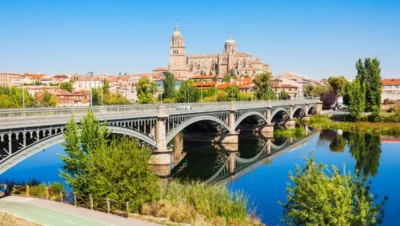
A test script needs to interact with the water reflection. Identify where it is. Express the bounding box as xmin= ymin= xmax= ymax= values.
xmin=171 ymin=130 xmax=318 ymax=184
xmin=320 ymin=130 xmax=382 ymax=177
